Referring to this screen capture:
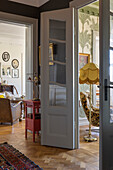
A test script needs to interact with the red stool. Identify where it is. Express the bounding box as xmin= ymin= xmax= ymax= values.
xmin=24 ymin=100 xmax=41 ymax=142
